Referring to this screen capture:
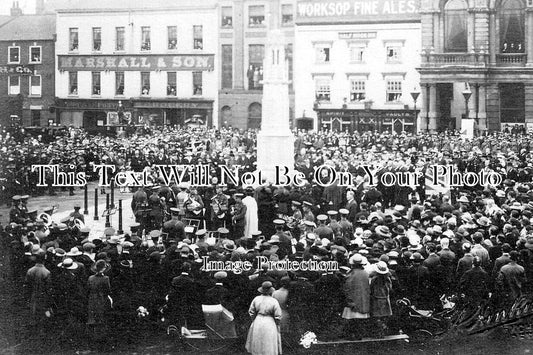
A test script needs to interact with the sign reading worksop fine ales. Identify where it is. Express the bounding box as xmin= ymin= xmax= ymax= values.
xmin=296 ymin=0 xmax=420 ymax=24
xmin=58 ymin=54 xmax=214 ymax=72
